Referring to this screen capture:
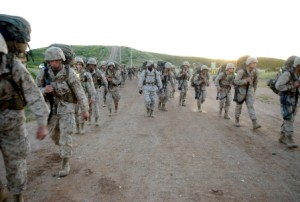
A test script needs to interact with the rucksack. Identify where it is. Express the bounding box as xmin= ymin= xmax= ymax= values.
xmin=0 ymin=14 xmax=32 ymax=62
xmin=157 ymin=61 xmax=166 ymax=72
xmin=267 ymin=69 xmax=296 ymax=95
xmin=0 ymin=14 xmax=31 ymax=43
xmin=48 ymin=43 xmax=75 ymax=65
xmin=190 ymin=71 xmax=200 ymax=87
